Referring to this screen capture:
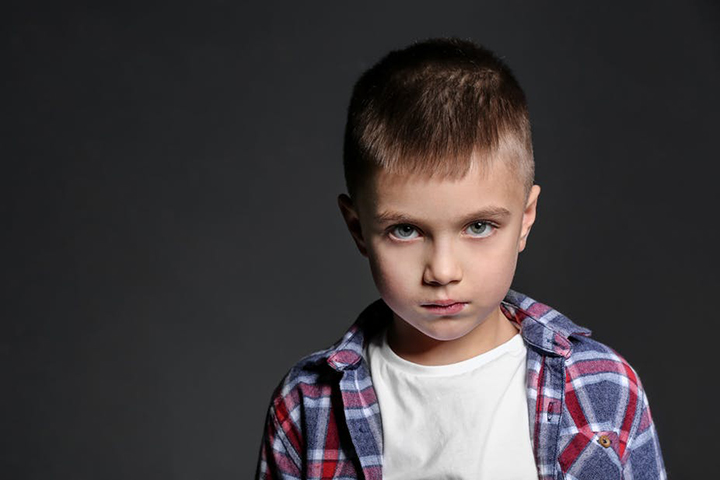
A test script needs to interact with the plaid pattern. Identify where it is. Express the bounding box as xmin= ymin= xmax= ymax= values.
xmin=256 ymin=289 xmax=666 ymax=479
